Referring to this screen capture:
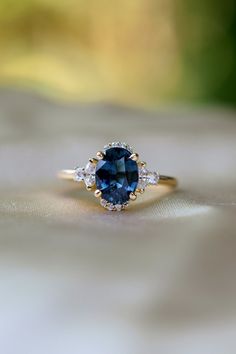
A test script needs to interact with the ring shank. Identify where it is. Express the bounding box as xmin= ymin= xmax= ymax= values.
xmin=159 ymin=175 xmax=177 ymax=187
xmin=57 ymin=169 xmax=76 ymax=180
xmin=58 ymin=169 xmax=177 ymax=188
